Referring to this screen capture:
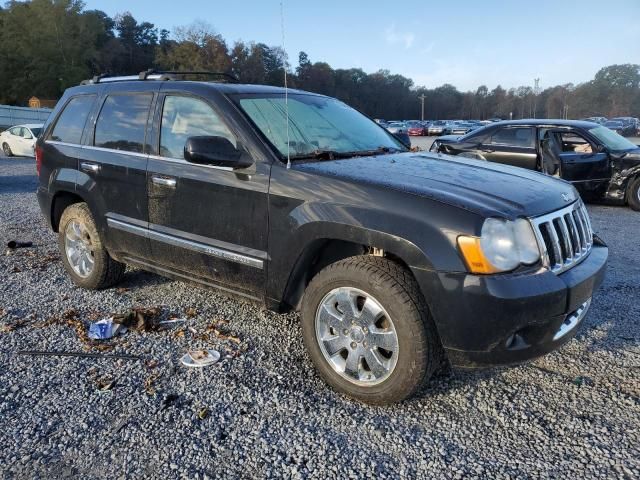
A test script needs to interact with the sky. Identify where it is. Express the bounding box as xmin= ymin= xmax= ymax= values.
xmin=84 ymin=0 xmax=640 ymax=92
